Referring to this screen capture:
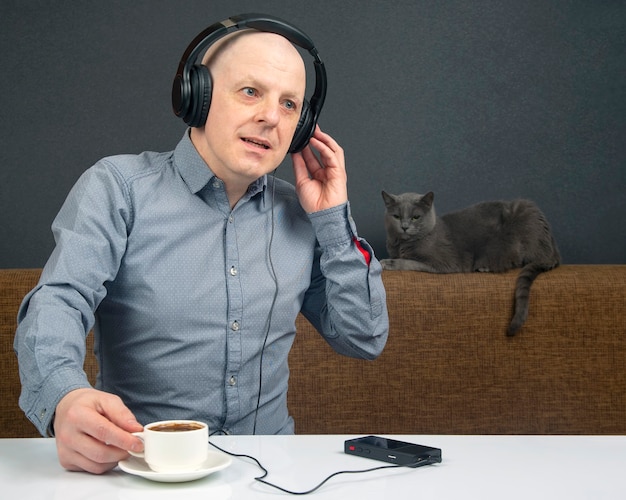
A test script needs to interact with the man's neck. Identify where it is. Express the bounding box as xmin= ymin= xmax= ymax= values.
xmin=189 ymin=127 xmax=252 ymax=209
